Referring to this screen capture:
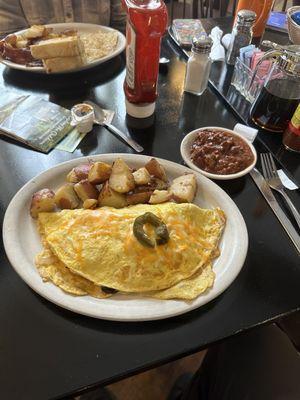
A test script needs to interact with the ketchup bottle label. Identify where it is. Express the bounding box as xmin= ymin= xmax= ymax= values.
xmin=125 ymin=22 xmax=136 ymax=90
